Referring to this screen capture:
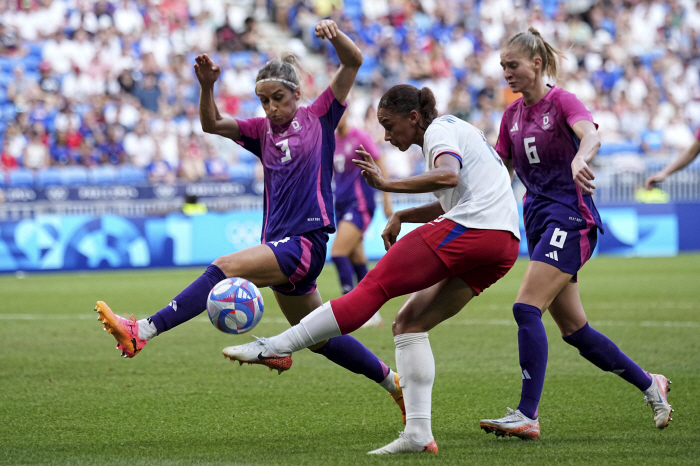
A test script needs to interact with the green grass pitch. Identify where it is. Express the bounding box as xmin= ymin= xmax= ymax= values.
xmin=1 ymin=255 xmax=699 ymax=465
